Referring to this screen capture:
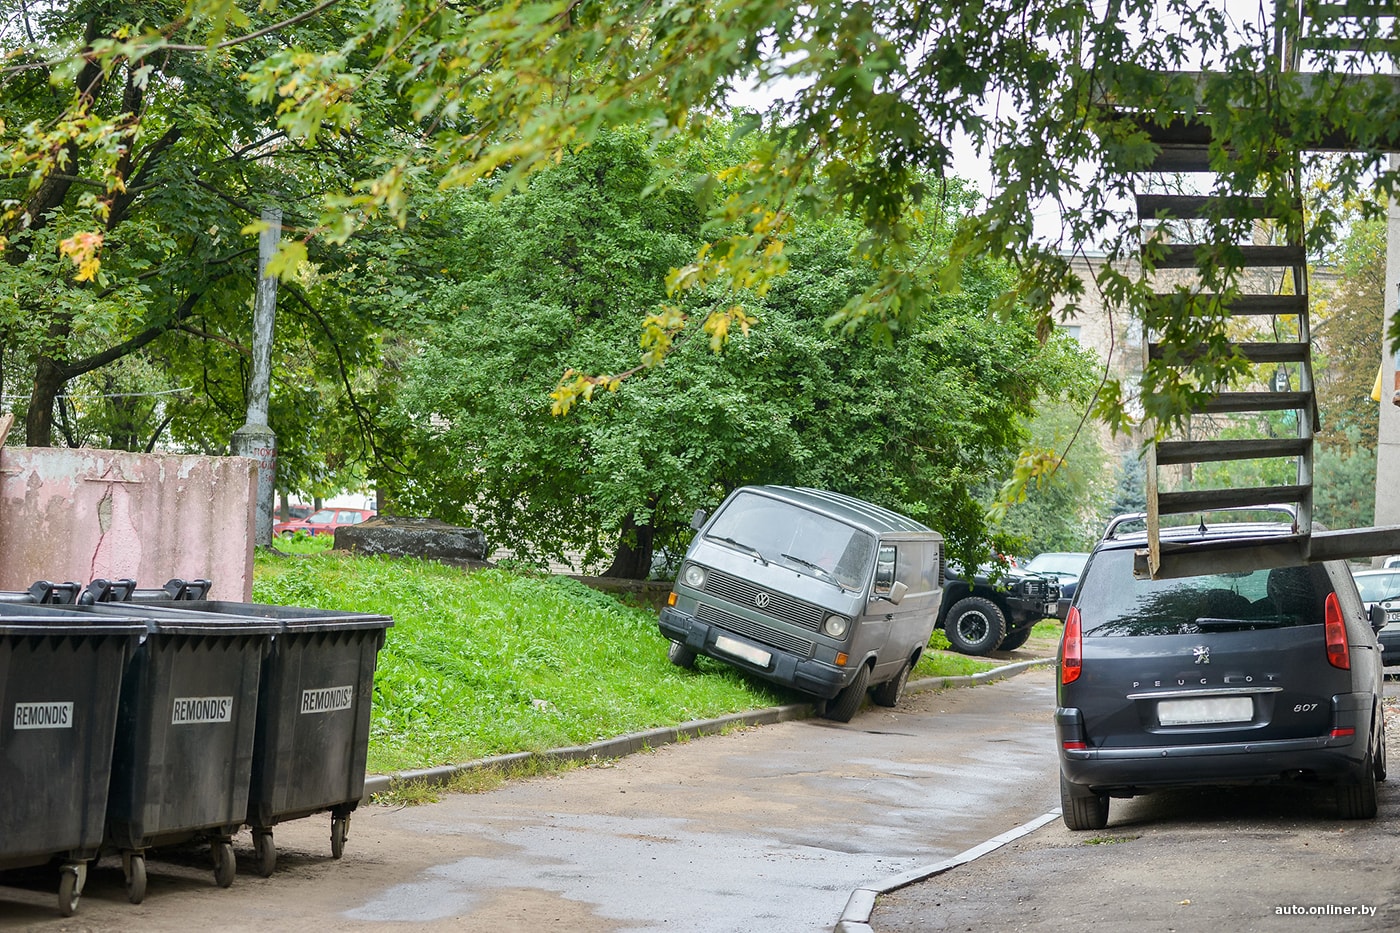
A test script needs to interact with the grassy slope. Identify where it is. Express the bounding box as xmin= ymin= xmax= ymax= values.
xmin=253 ymin=549 xmax=1016 ymax=773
